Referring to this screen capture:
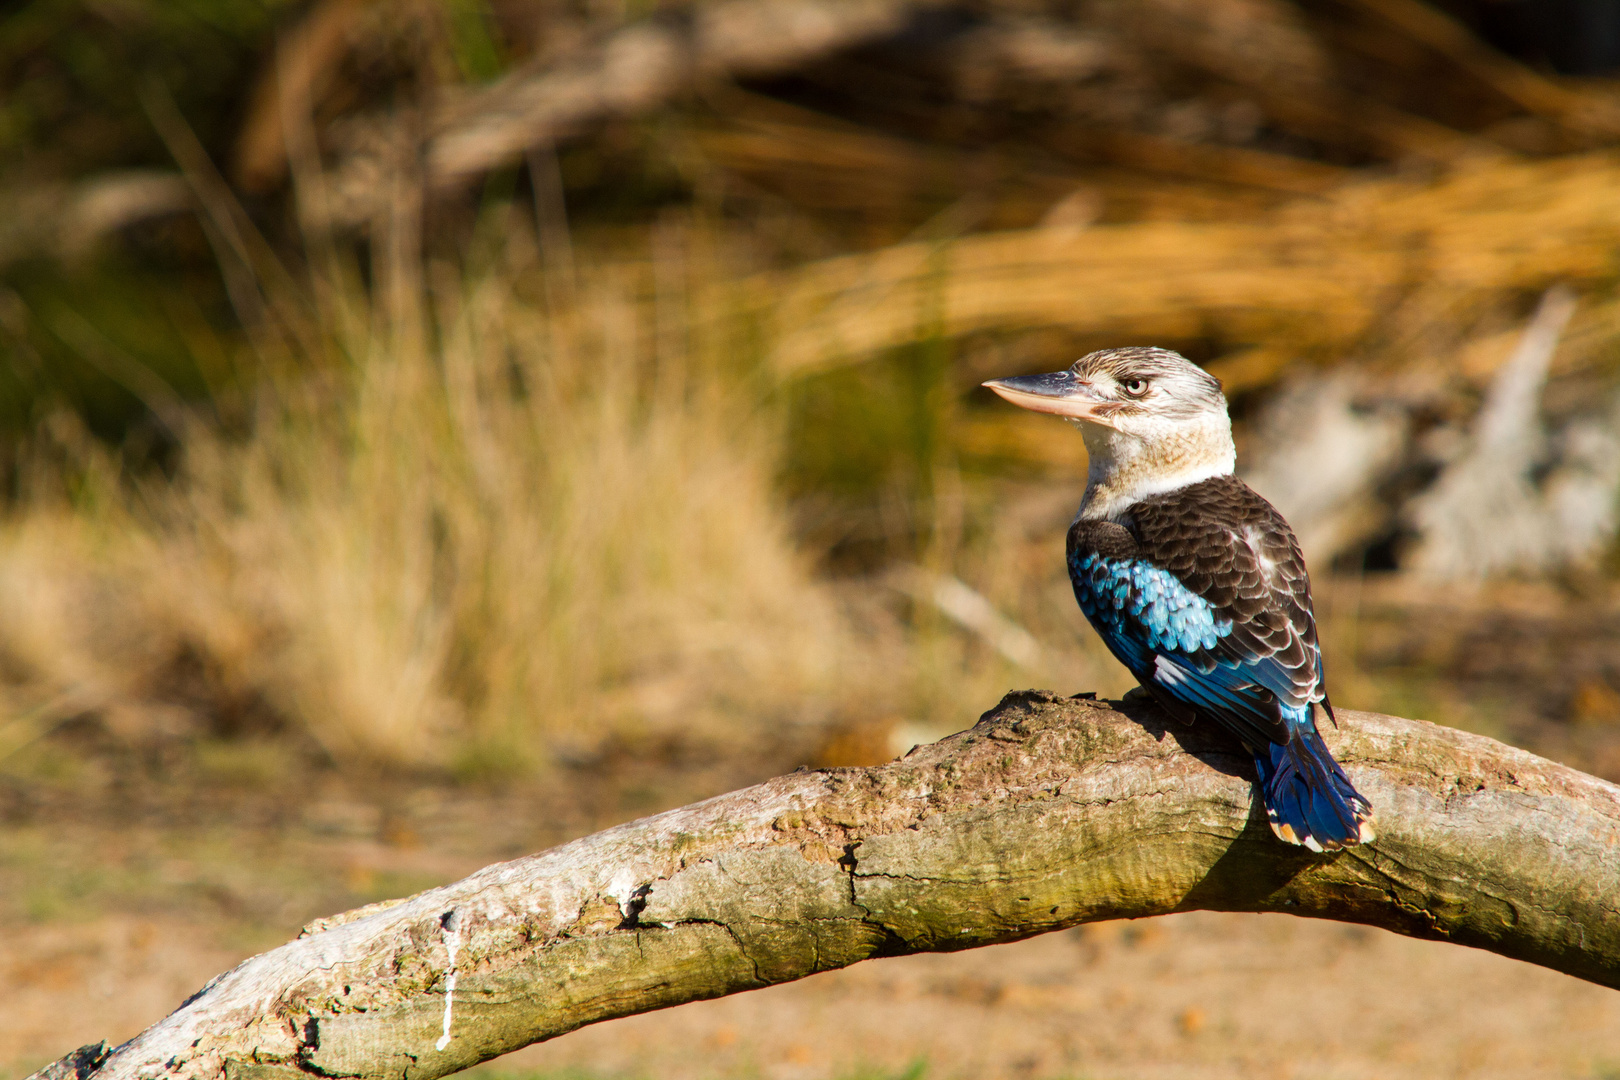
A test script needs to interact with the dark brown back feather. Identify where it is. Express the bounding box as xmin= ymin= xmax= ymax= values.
xmin=1069 ymin=474 xmax=1323 ymax=716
